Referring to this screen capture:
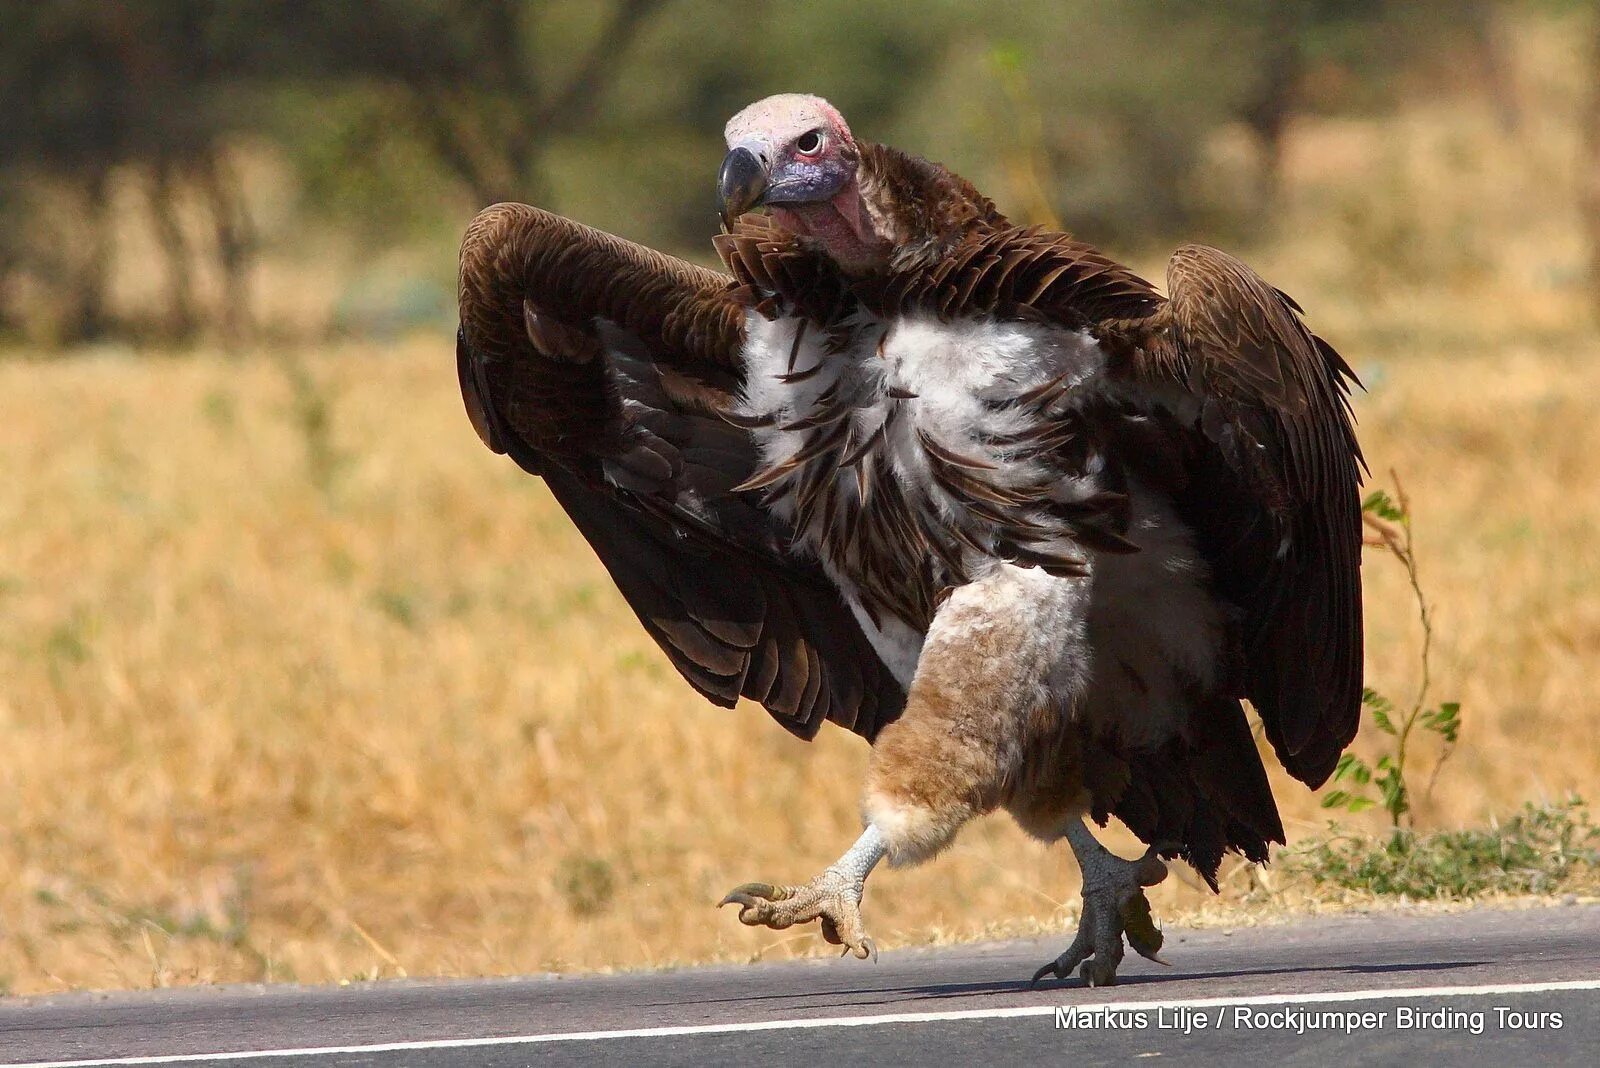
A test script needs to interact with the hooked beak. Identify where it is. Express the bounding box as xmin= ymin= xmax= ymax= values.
xmin=718 ymin=145 xmax=768 ymax=228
